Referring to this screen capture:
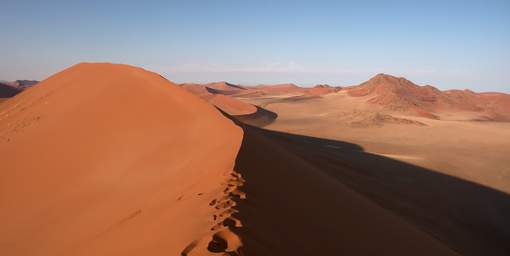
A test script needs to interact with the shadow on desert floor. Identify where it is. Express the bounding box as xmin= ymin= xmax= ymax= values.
xmin=228 ymin=119 xmax=510 ymax=256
